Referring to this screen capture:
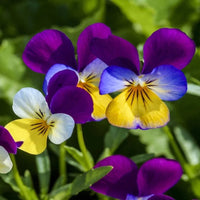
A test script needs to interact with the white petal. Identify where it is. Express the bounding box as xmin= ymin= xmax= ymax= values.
xmin=80 ymin=58 xmax=108 ymax=86
xmin=47 ymin=113 xmax=74 ymax=144
xmin=0 ymin=146 xmax=13 ymax=174
xmin=13 ymin=87 xmax=51 ymax=120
